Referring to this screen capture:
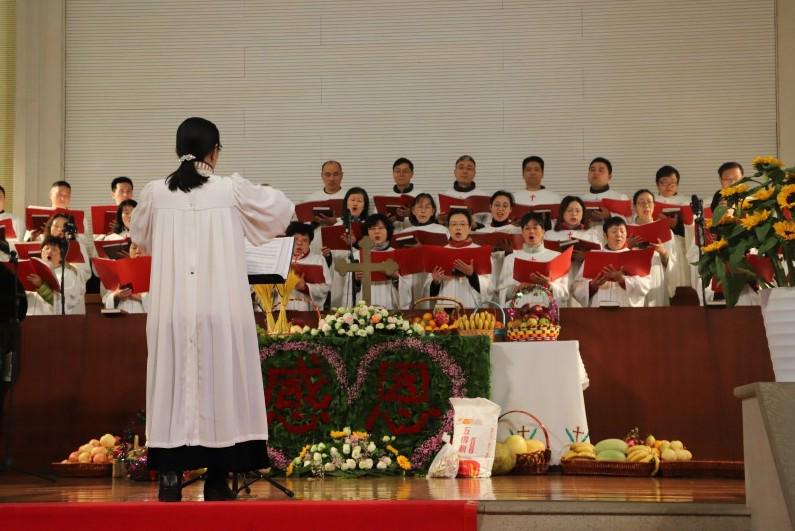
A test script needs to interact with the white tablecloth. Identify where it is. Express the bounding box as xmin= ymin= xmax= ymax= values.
xmin=490 ymin=340 xmax=589 ymax=465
